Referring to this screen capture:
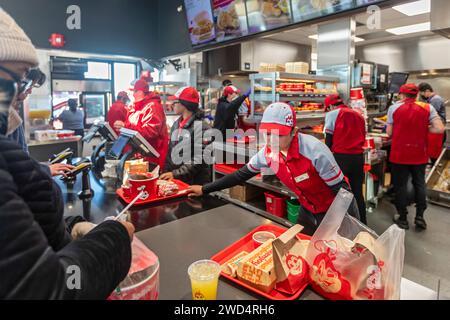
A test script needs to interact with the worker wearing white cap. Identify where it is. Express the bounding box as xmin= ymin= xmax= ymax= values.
xmin=189 ymin=102 xmax=360 ymax=235
xmin=0 ymin=7 xmax=135 ymax=299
